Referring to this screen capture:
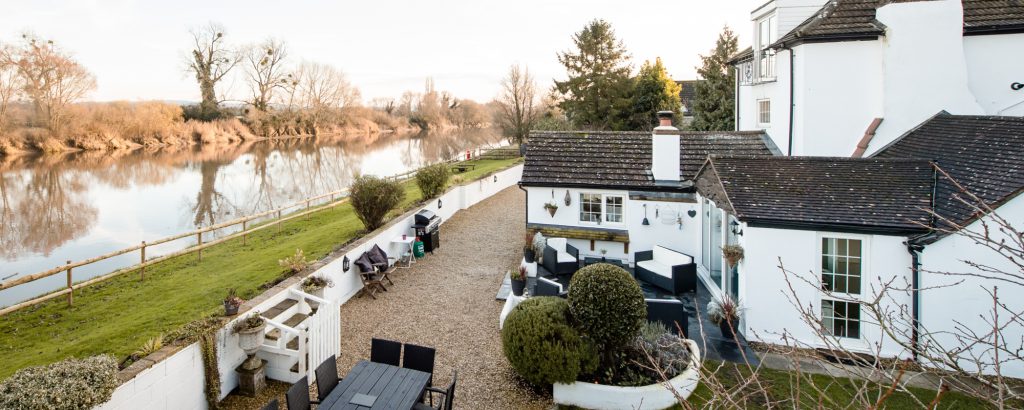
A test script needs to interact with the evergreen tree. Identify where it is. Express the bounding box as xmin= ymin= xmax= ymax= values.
xmin=554 ymin=19 xmax=633 ymax=130
xmin=691 ymin=26 xmax=738 ymax=131
xmin=624 ymin=57 xmax=682 ymax=130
